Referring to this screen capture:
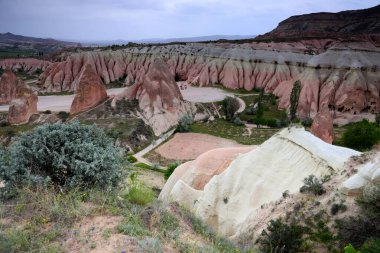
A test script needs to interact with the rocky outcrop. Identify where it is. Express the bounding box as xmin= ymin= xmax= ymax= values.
xmin=36 ymin=40 xmax=380 ymax=124
xmin=311 ymin=109 xmax=334 ymax=144
xmin=342 ymin=153 xmax=380 ymax=195
xmin=70 ymin=64 xmax=108 ymax=114
xmin=0 ymin=58 xmax=51 ymax=73
xmin=159 ymin=146 xmax=254 ymax=201
xmin=257 ymin=5 xmax=380 ymax=43
xmin=160 ymin=127 xmax=359 ymax=238
xmin=0 ymin=69 xmax=24 ymax=104
xmin=8 ymin=86 xmax=38 ymax=124
xmin=114 ymin=58 xmax=195 ymax=136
